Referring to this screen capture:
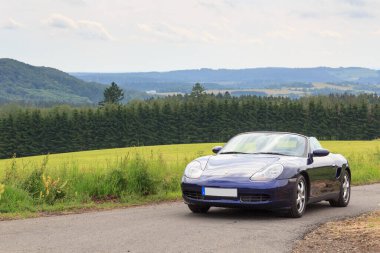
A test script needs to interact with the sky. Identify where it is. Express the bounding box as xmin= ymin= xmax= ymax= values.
xmin=1 ymin=0 xmax=380 ymax=72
